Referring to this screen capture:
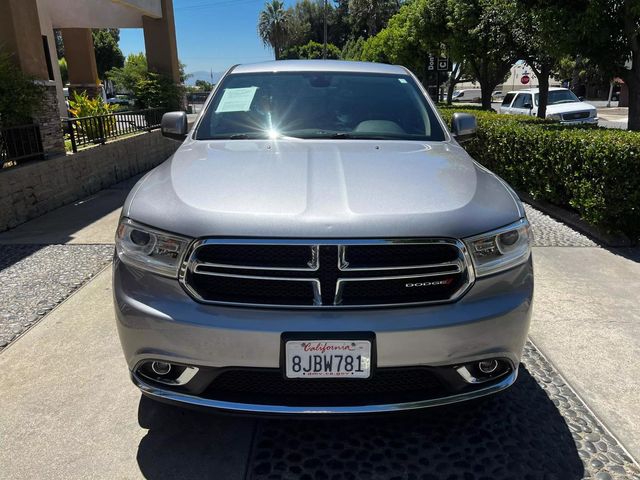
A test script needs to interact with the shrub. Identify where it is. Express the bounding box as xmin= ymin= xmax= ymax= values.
xmin=0 ymin=49 xmax=44 ymax=127
xmin=437 ymin=107 xmax=640 ymax=241
xmin=68 ymin=90 xmax=117 ymax=141
xmin=282 ymin=41 xmax=341 ymax=60
xmin=133 ymin=72 xmax=184 ymax=111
